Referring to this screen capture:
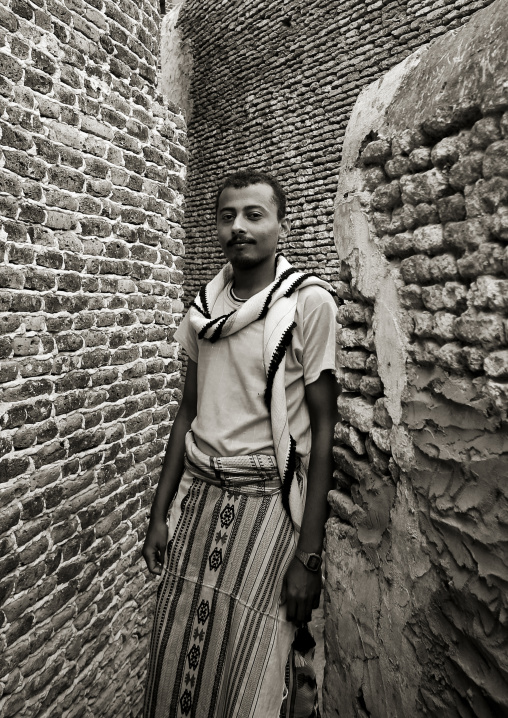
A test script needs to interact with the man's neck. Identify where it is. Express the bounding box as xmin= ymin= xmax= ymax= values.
xmin=232 ymin=256 xmax=277 ymax=300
